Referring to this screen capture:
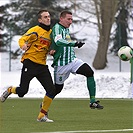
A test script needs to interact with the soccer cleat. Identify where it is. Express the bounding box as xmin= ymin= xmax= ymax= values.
xmin=1 ymin=87 xmax=12 ymax=102
xmin=37 ymin=115 xmax=54 ymax=122
xmin=90 ymin=100 xmax=104 ymax=109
